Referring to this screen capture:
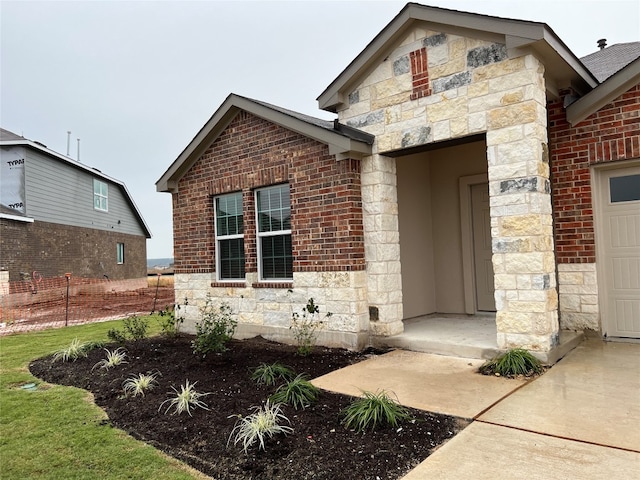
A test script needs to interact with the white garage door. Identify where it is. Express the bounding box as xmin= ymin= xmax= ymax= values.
xmin=598 ymin=165 xmax=640 ymax=339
